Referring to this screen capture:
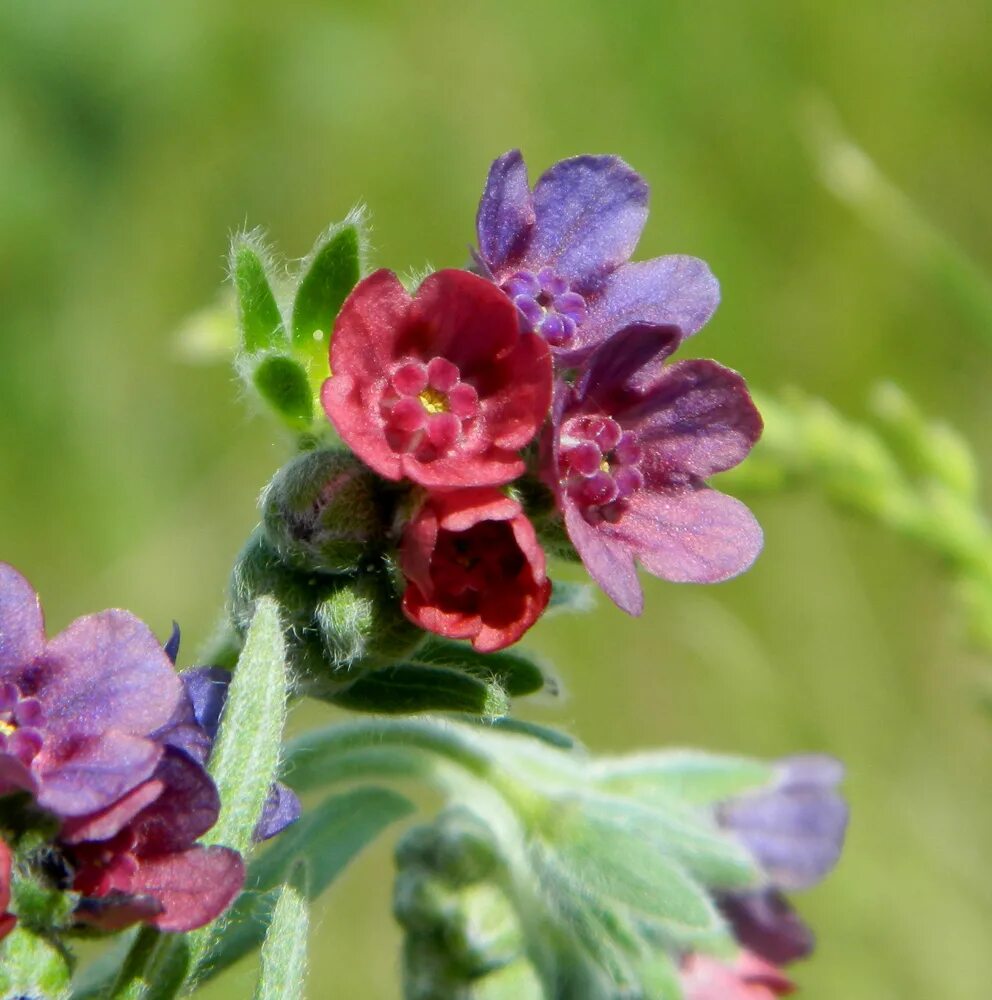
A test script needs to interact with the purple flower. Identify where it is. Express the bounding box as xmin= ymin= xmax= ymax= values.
xmin=0 ymin=562 xmax=182 ymax=818
xmin=717 ymin=890 xmax=816 ymax=966
xmin=545 ymin=324 xmax=763 ymax=614
xmin=155 ymin=666 xmax=301 ymax=841
xmin=475 ymin=150 xmax=719 ymax=361
xmin=716 ymin=755 xmax=849 ymax=892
